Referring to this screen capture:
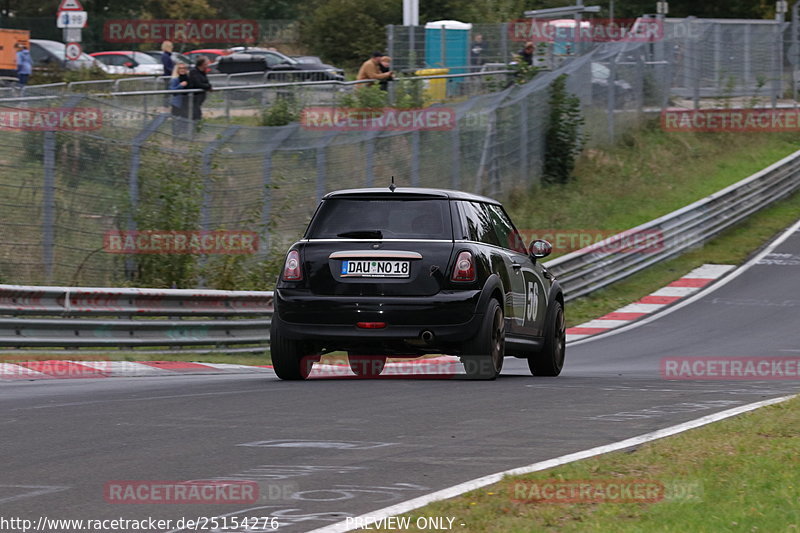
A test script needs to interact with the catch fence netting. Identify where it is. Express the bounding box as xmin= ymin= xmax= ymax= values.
xmin=0 ymin=18 xmax=788 ymax=287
